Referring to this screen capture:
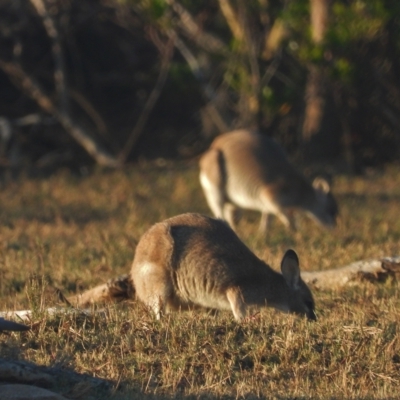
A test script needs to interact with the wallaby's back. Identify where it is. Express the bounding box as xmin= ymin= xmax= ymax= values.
xmin=199 ymin=129 xmax=338 ymax=233
xmin=130 ymin=213 xmax=316 ymax=321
